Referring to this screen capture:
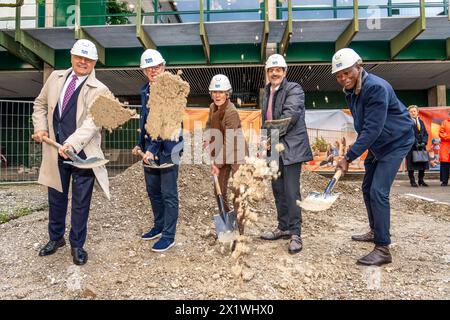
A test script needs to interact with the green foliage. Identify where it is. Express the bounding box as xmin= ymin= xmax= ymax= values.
xmin=0 ymin=204 xmax=47 ymax=224
xmin=0 ymin=212 xmax=9 ymax=224
xmin=106 ymin=0 xmax=134 ymax=25
xmin=312 ymin=136 xmax=328 ymax=152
